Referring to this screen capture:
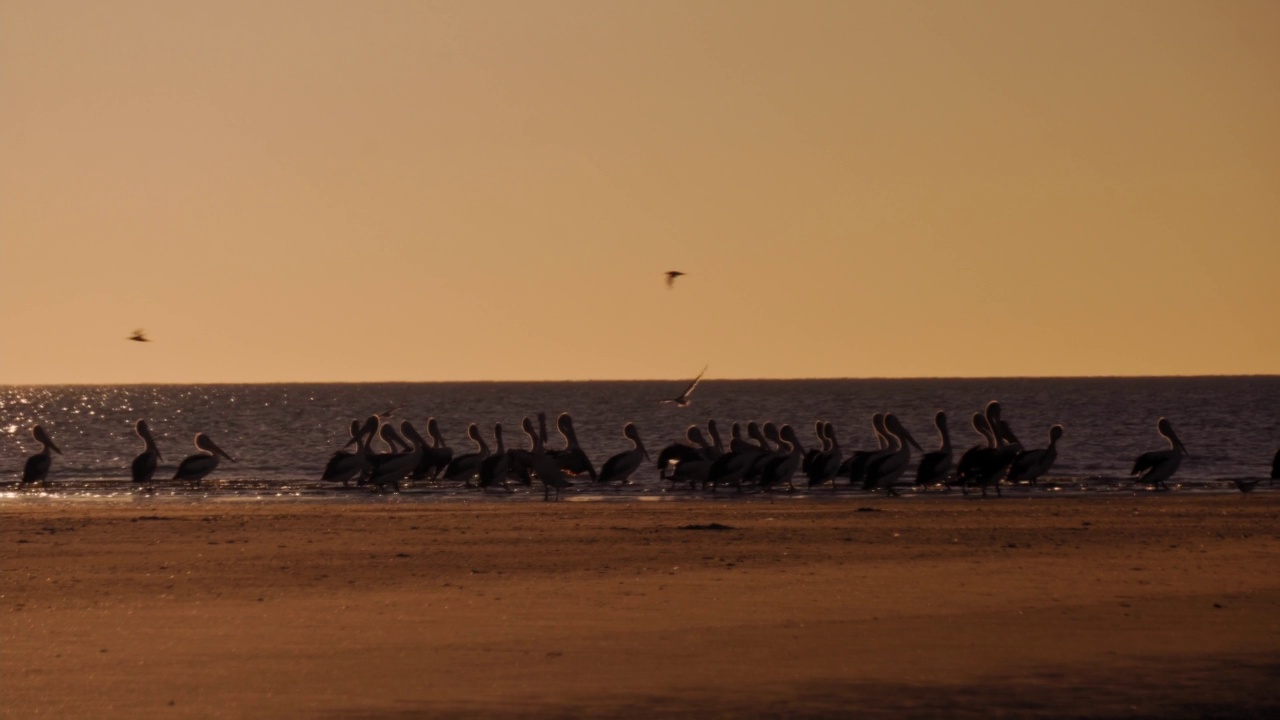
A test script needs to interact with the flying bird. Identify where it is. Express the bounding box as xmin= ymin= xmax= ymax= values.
xmin=665 ymin=271 xmax=686 ymax=288
xmin=128 ymin=329 xmax=150 ymax=342
xmin=660 ymin=365 xmax=707 ymax=407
